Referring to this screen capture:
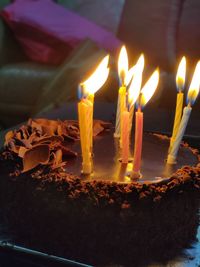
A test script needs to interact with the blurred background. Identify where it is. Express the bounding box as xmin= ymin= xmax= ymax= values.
xmin=0 ymin=0 xmax=199 ymax=133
